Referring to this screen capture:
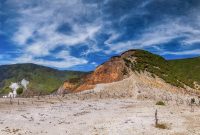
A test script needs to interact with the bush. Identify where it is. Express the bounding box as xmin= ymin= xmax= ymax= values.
xmin=155 ymin=123 xmax=168 ymax=129
xmin=17 ymin=88 xmax=23 ymax=95
xmin=0 ymin=87 xmax=11 ymax=94
xmin=191 ymin=98 xmax=195 ymax=104
xmin=156 ymin=101 xmax=165 ymax=106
